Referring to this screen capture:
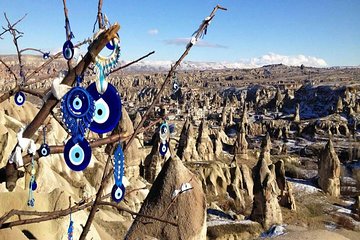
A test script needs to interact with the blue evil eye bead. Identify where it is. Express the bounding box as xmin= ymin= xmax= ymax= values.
xmin=43 ymin=52 xmax=50 ymax=60
xmin=106 ymin=39 xmax=116 ymax=50
xmin=64 ymin=137 xmax=91 ymax=171
xmin=173 ymin=81 xmax=179 ymax=93
xmin=14 ymin=91 xmax=26 ymax=106
xmin=63 ymin=40 xmax=74 ymax=60
xmin=169 ymin=123 xmax=175 ymax=134
xmin=68 ymin=220 xmax=74 ymax=240
xmin=111 ymin=184 xmax=125 ymax=203
xmin=159 ymin=142 xmax=168 ymax=156
xmin=87 ymin=82 xmax=122 ymax=134
xmin=39 ymin=143 xmax=50 ymax=157
xmin=30 ymin=180 xmax=37 ymax=191
xmin=27 ymin=198 xmax=35 ymax=207
xmin=159 ymin=123 xmax=169 ymax=141
xmin=66 ymin=87 xmax=92 ymax=117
